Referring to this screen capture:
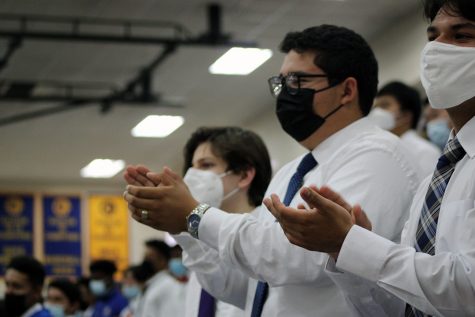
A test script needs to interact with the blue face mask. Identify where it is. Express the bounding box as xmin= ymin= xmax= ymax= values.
xmin=122 ymin=285 xmax=141 ymax=299
xmin=45 ymin=303 xmax=65 ymax=317
xmin=89 ymin=279 xmax=107 ymax=297
xmin=168 ymin=258 xmax=188 ymax=278
xmin=426 ymin=119 xmax=451 ymax=150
